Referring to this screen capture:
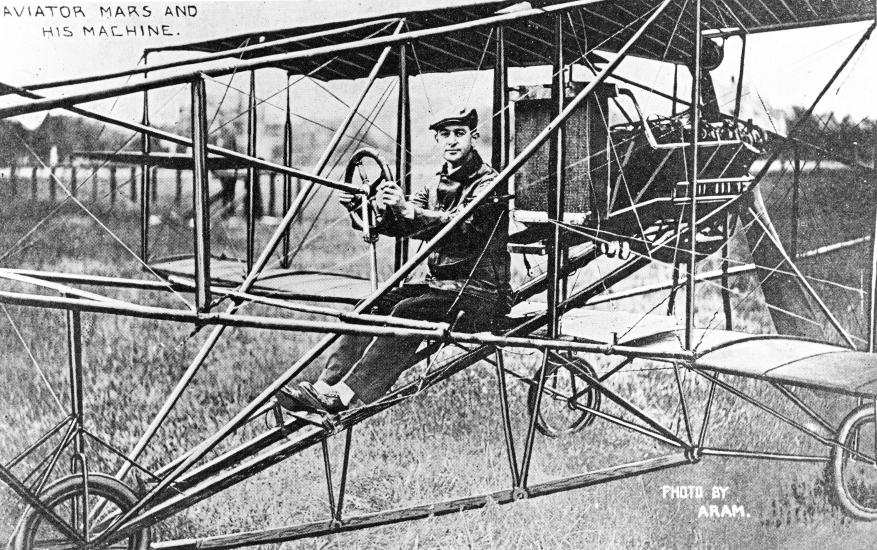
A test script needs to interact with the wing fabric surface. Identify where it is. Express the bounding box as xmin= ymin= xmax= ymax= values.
xmin=147 ymin=0 xmax=877 ymax=81
xmin=561 ymin=309 xmax=877 ymax=397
